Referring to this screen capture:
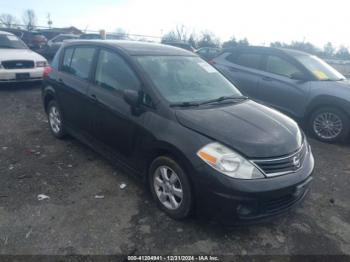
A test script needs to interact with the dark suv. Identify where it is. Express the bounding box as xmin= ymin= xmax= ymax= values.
xmin=213 ymin=46 xmax=350 ymax=142
xmin=42 ymin=41 xmax=314 ymax=224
